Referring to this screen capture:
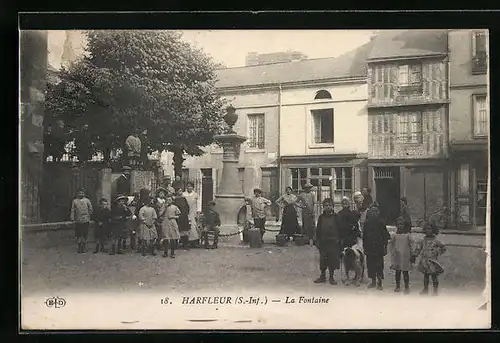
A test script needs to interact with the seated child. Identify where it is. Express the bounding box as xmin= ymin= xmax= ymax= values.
xmin=202 ymin=201 xmax=221 ymax=249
